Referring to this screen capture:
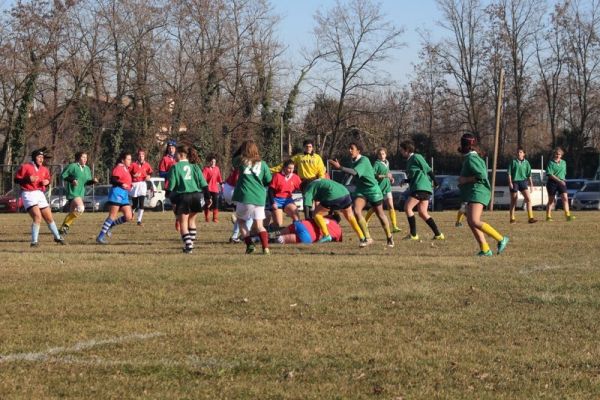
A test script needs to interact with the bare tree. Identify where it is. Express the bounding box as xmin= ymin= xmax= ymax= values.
xmin=312 ymin=0 xmax=404 ymax=158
